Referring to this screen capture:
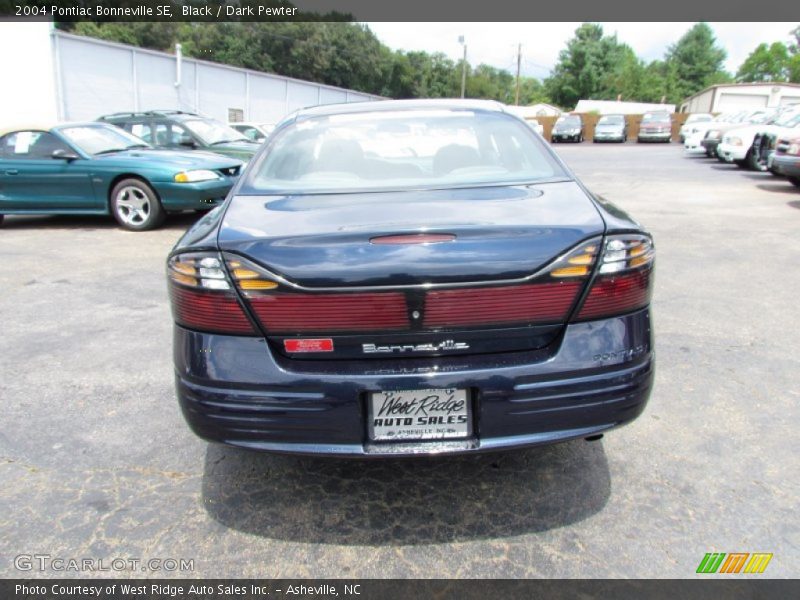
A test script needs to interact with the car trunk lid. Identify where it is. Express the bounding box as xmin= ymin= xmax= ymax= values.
xmin=219 ymin=182 xmax=605 ymax=359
